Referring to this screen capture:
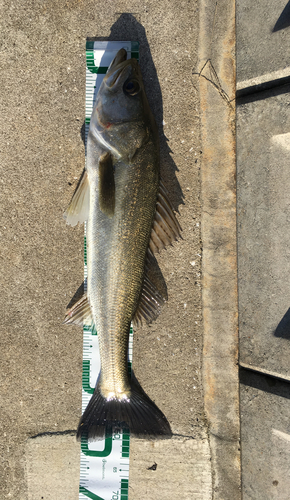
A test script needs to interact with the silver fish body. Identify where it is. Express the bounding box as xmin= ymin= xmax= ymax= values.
xmin=65 ymin=49 xmax=177 ymax=440
xmin=87 ymin=144 xmax=158 ymax=400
